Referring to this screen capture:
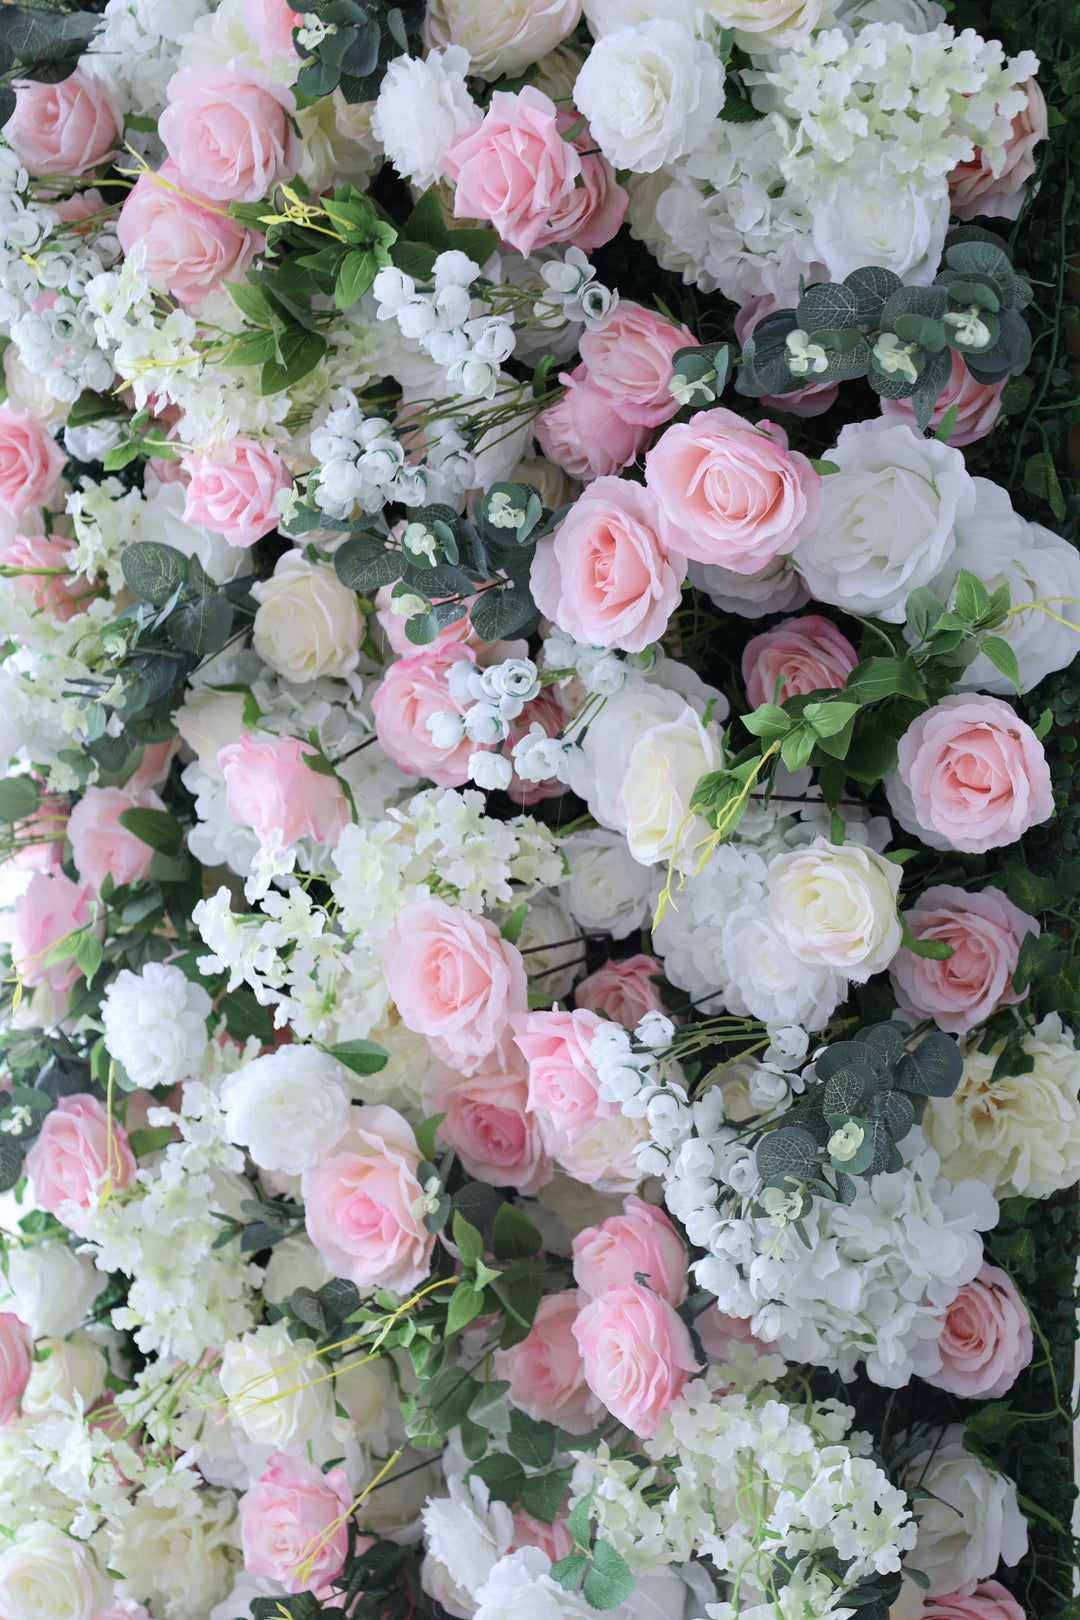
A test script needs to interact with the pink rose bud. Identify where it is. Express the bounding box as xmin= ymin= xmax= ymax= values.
xmin=0 ymin=1312 xmax=33 ymax=1426
xmin=239 ymin=1454 xmax=355 ymax=1595
xmin=493 ymin=1289 xmax=603 ymax=1434
xmin=923 ymin=1581 xmax=1026 ymax=1620
xmin=578 ymin=302 xmax=697 ymax=429
xmin=182 ymin=438 xmax=290 ymax=547
xmin=949 ymin=78 xmax=1048 ymax=223
xmin=572 ymin=1282 xmax=699 ymax=1437
xmin=0 ymin=406 xmax=66 ymax=517
xmin=889 ymin=884 xmax=1038 ymax=1036
xmin=11 ymin=869 xmax=102 ymax=993
xmin=423 ymin=1040 xmax=552 ymax=1195
xmin=3 ymin=67 xmax=121 ymax=177
xmin=2 ymin=532 xmax=96 ymax=622
xmin=68 ymin=785 xmax=166 ymax=894
xmin=25 ymin=1095 xmax=137 ymax=1229
xmin=924 ymin=1263 xmax=1033 ymax=1401
xmin=880 ymin=351 xmax=1006 ymax=447
xmin=572 ymin=1194 xmax=688 ymax=1307
xmin=118 ymin=160 xmax=263 ymax=307
xmin=158 ymin=62 xmax=300 ymax=203
xmin=217 ymin=733 xmax=351 ymax=852
xmin=514 ymin=1007 xmax=619 ymax=1145
xmin=442 ymin=87 xmax=582 ymax=256
xmin=535 ymin=365 xmax=650 ymax=484
xmin=741 ymin=613 xmax=859 ymax=709
xmin=575 ymin=955 xmax=668 ymax=1029
xmin=371 ymin=643 xmax=480 ymax=788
